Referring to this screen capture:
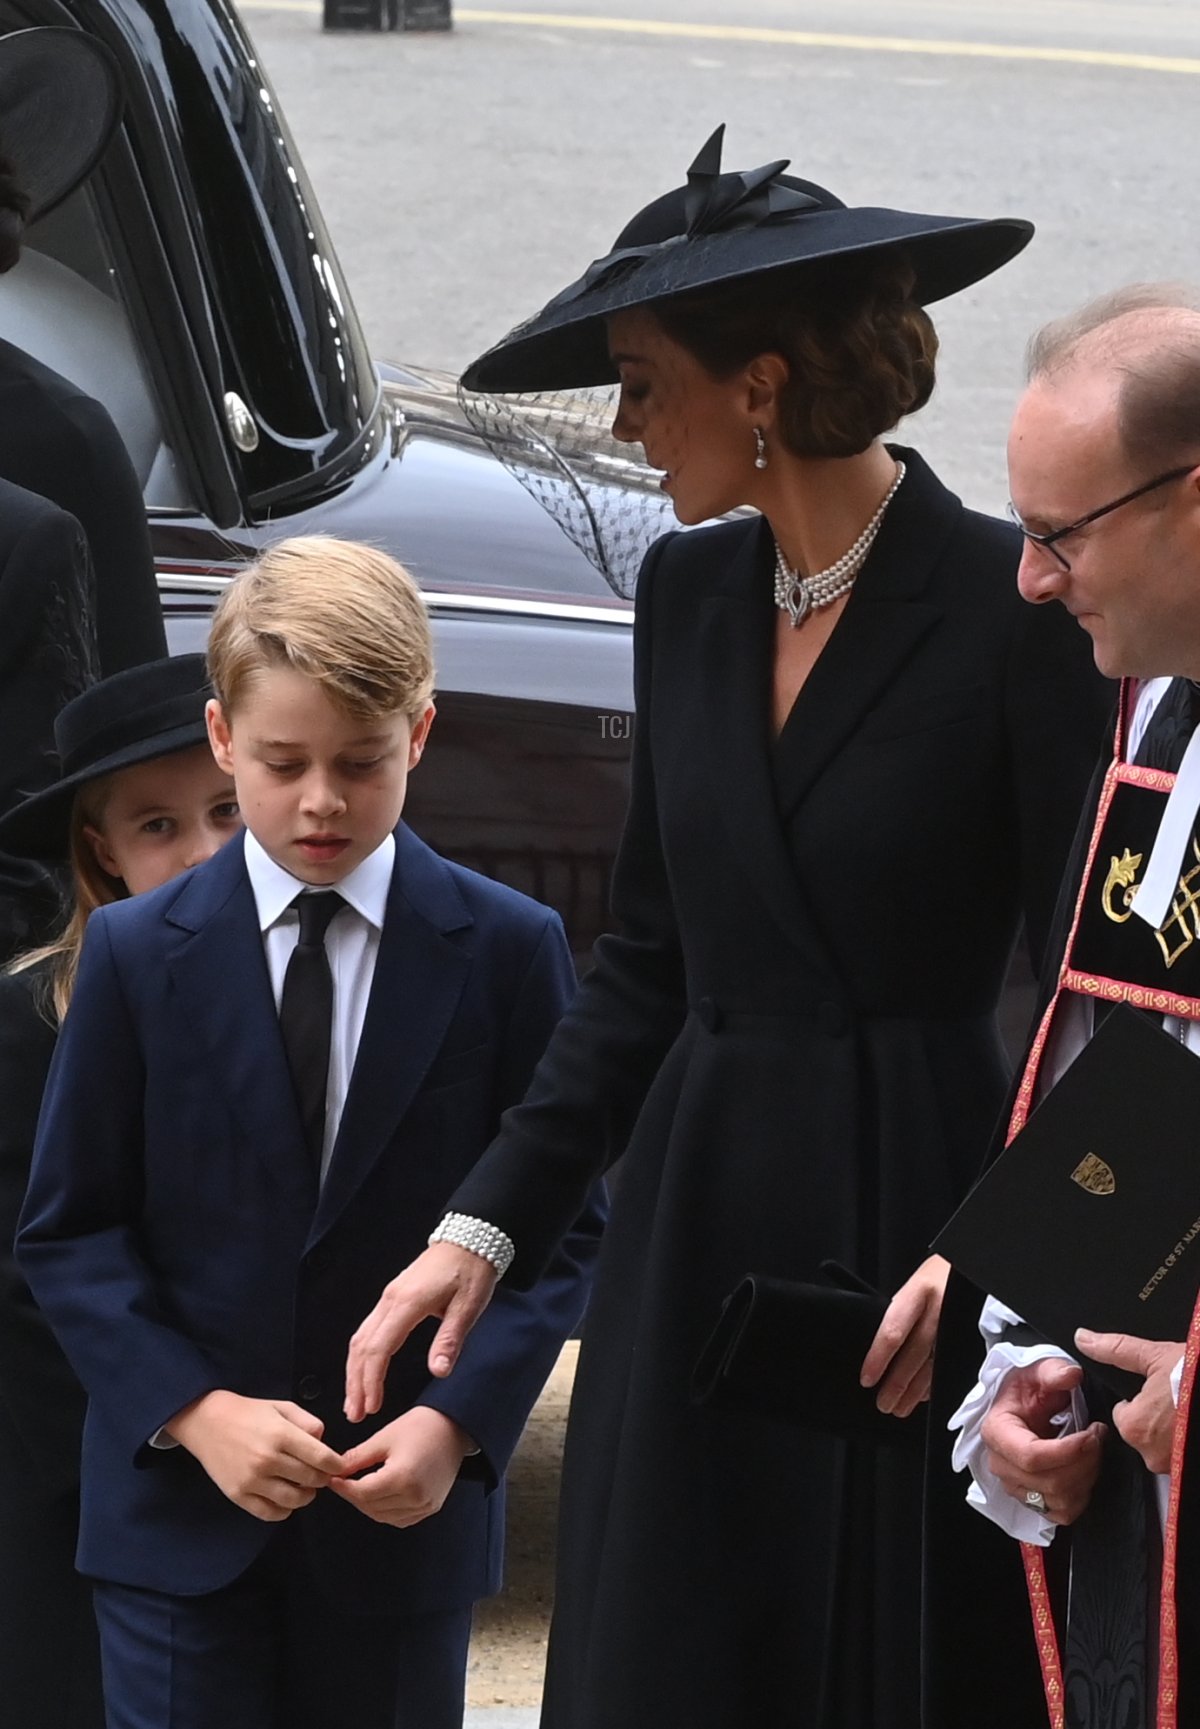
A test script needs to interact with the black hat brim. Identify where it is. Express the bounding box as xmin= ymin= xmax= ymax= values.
xmin=0 ymin=719 xmax=213 ymax=861
xmin=0 ymin=29 xmax=123 ymax=223
xmin=462 ymin=211 xmax=1033 ymax=395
